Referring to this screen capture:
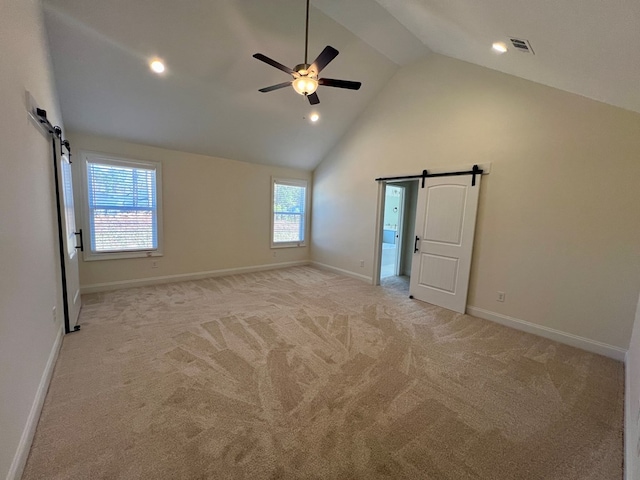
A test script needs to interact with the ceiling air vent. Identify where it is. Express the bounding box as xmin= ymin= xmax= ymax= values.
xmin=509 ymin=37 xmax=534 ymax=54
